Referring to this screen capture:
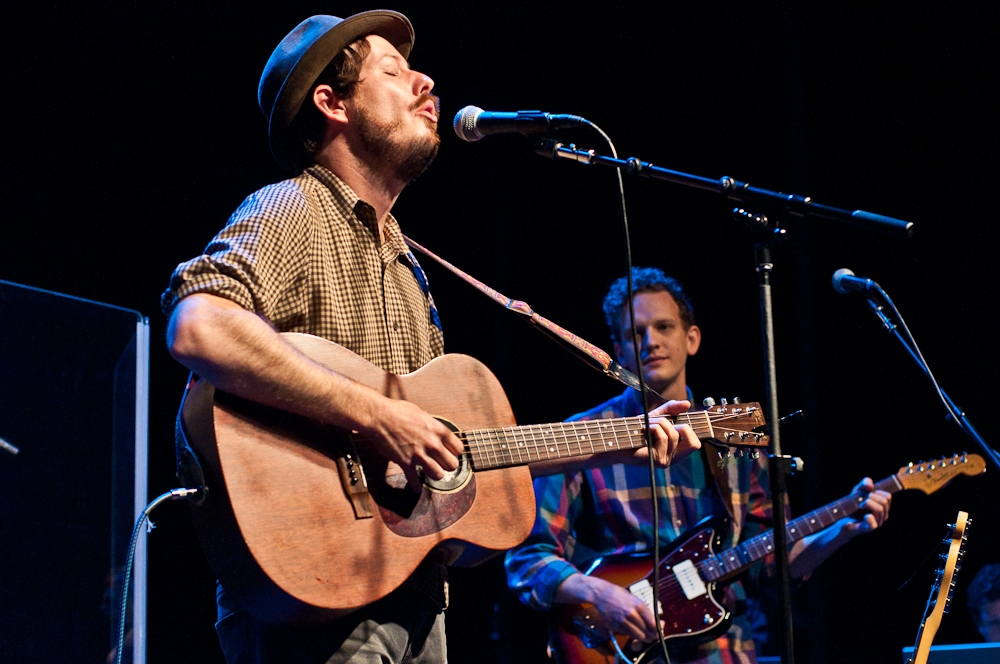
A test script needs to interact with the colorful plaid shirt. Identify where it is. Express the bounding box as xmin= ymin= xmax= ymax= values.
xmin=505 ymin=387 xmax=774 ymax=664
